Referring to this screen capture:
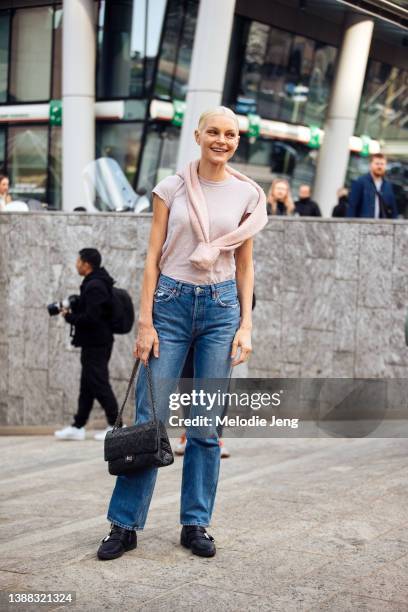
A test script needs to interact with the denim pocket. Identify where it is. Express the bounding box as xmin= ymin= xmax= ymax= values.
xmin=153 ymin=285 xmax=177 ymax=303
xmin=215 ymin=288 xmax=239 ymax=309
